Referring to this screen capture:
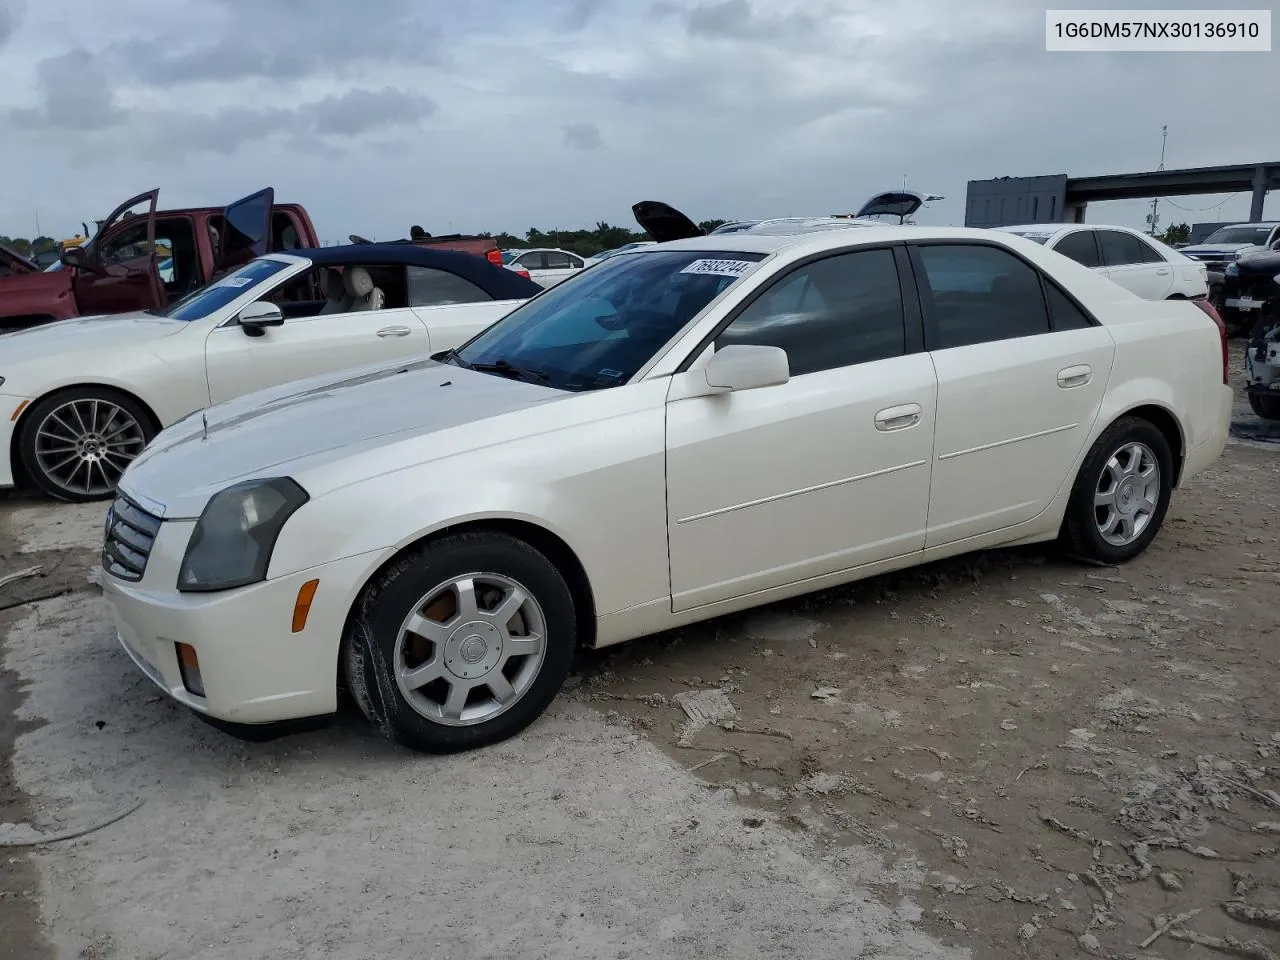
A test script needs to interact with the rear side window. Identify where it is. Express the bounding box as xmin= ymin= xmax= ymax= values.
xmin=407 ymin=265 xmax=492 ymax=306
xmin=716 ymin=248 xmax=906 ymax=376
xmin=545 ymin=251 xmax=572 ymax=269
xmin=1053 ymin=230 xmax=1101 ymax=268
xmin=1044 ymin=281 xmax=1096 ymax=331
xmin=1133 ymin=236 xmax=1166 ymax=264
xmin=1097 ymin=229 xmax=1148 ymax=267
xmin=911 ymin=243 xmax=1050 ymax=350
